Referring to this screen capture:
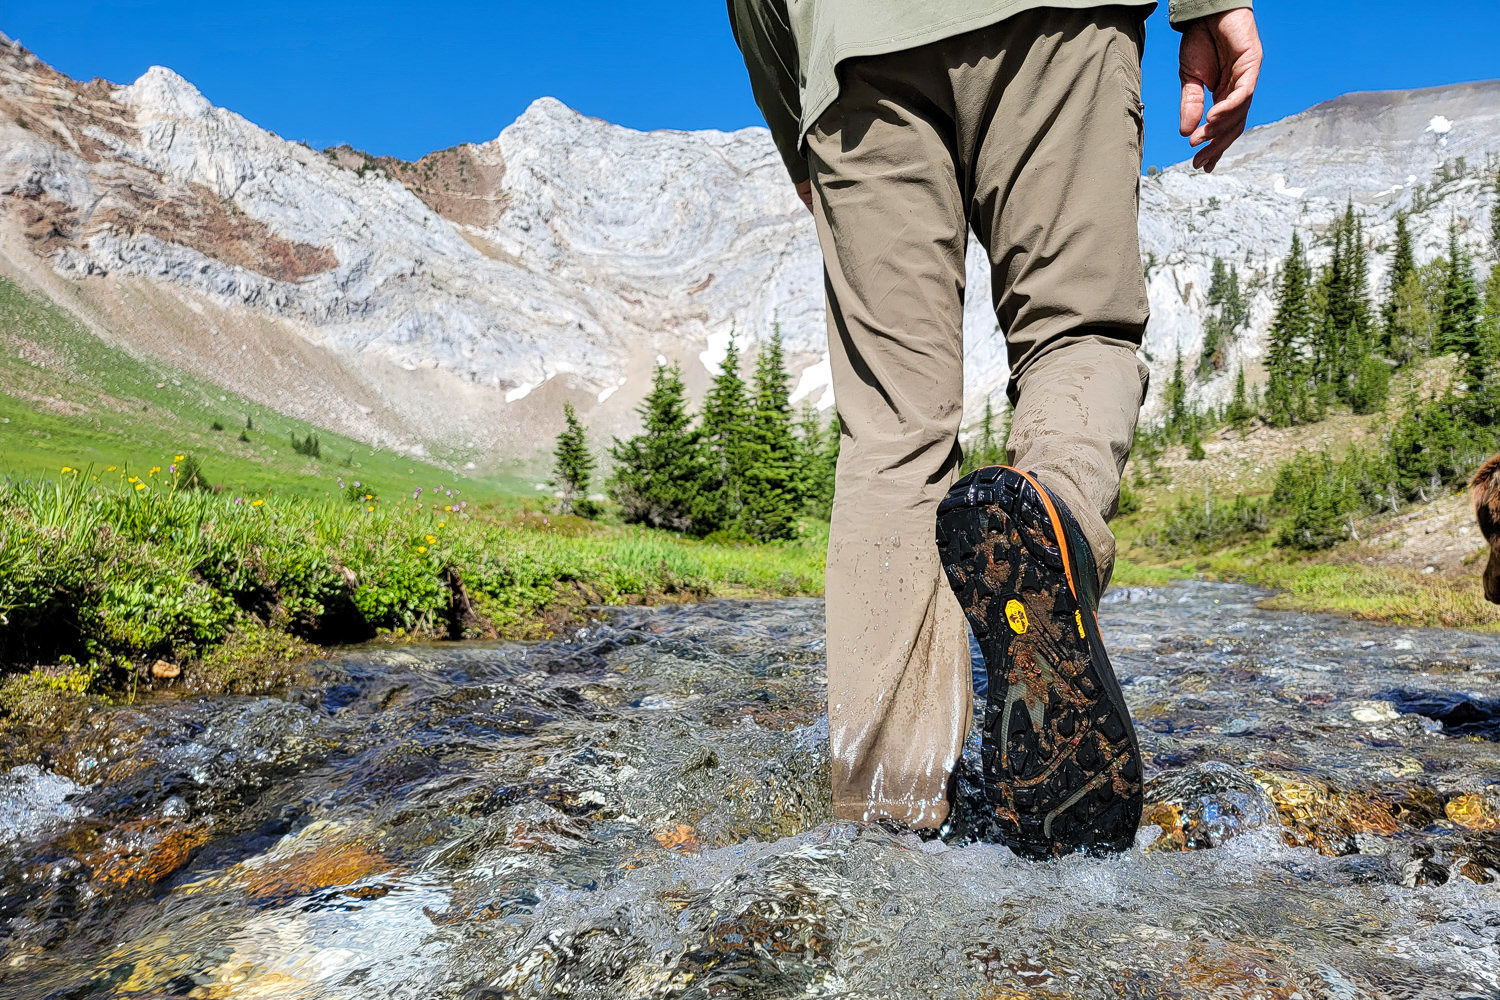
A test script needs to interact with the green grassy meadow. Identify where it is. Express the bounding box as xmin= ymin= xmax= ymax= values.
xmin=0 ymin=275 xmax=529 ymax=499
xmin=0 ymin=276 xmax=828 ymax=753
